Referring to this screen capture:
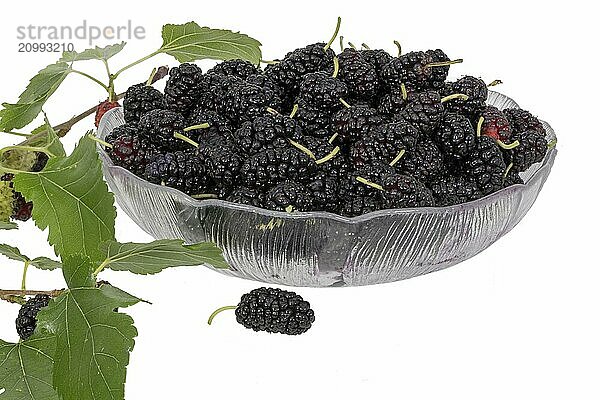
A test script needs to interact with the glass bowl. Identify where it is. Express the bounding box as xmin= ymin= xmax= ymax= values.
xmin=97 ymin=91 xmax=557 ymax=287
